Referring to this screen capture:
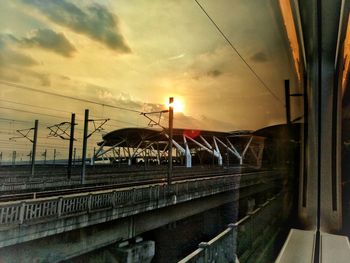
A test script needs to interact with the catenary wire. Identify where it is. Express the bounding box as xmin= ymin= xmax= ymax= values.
xmin=0 ymin=80 xmax=143 ymax=113
xmin=194 ymin=0 xmax=284 ymax=105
